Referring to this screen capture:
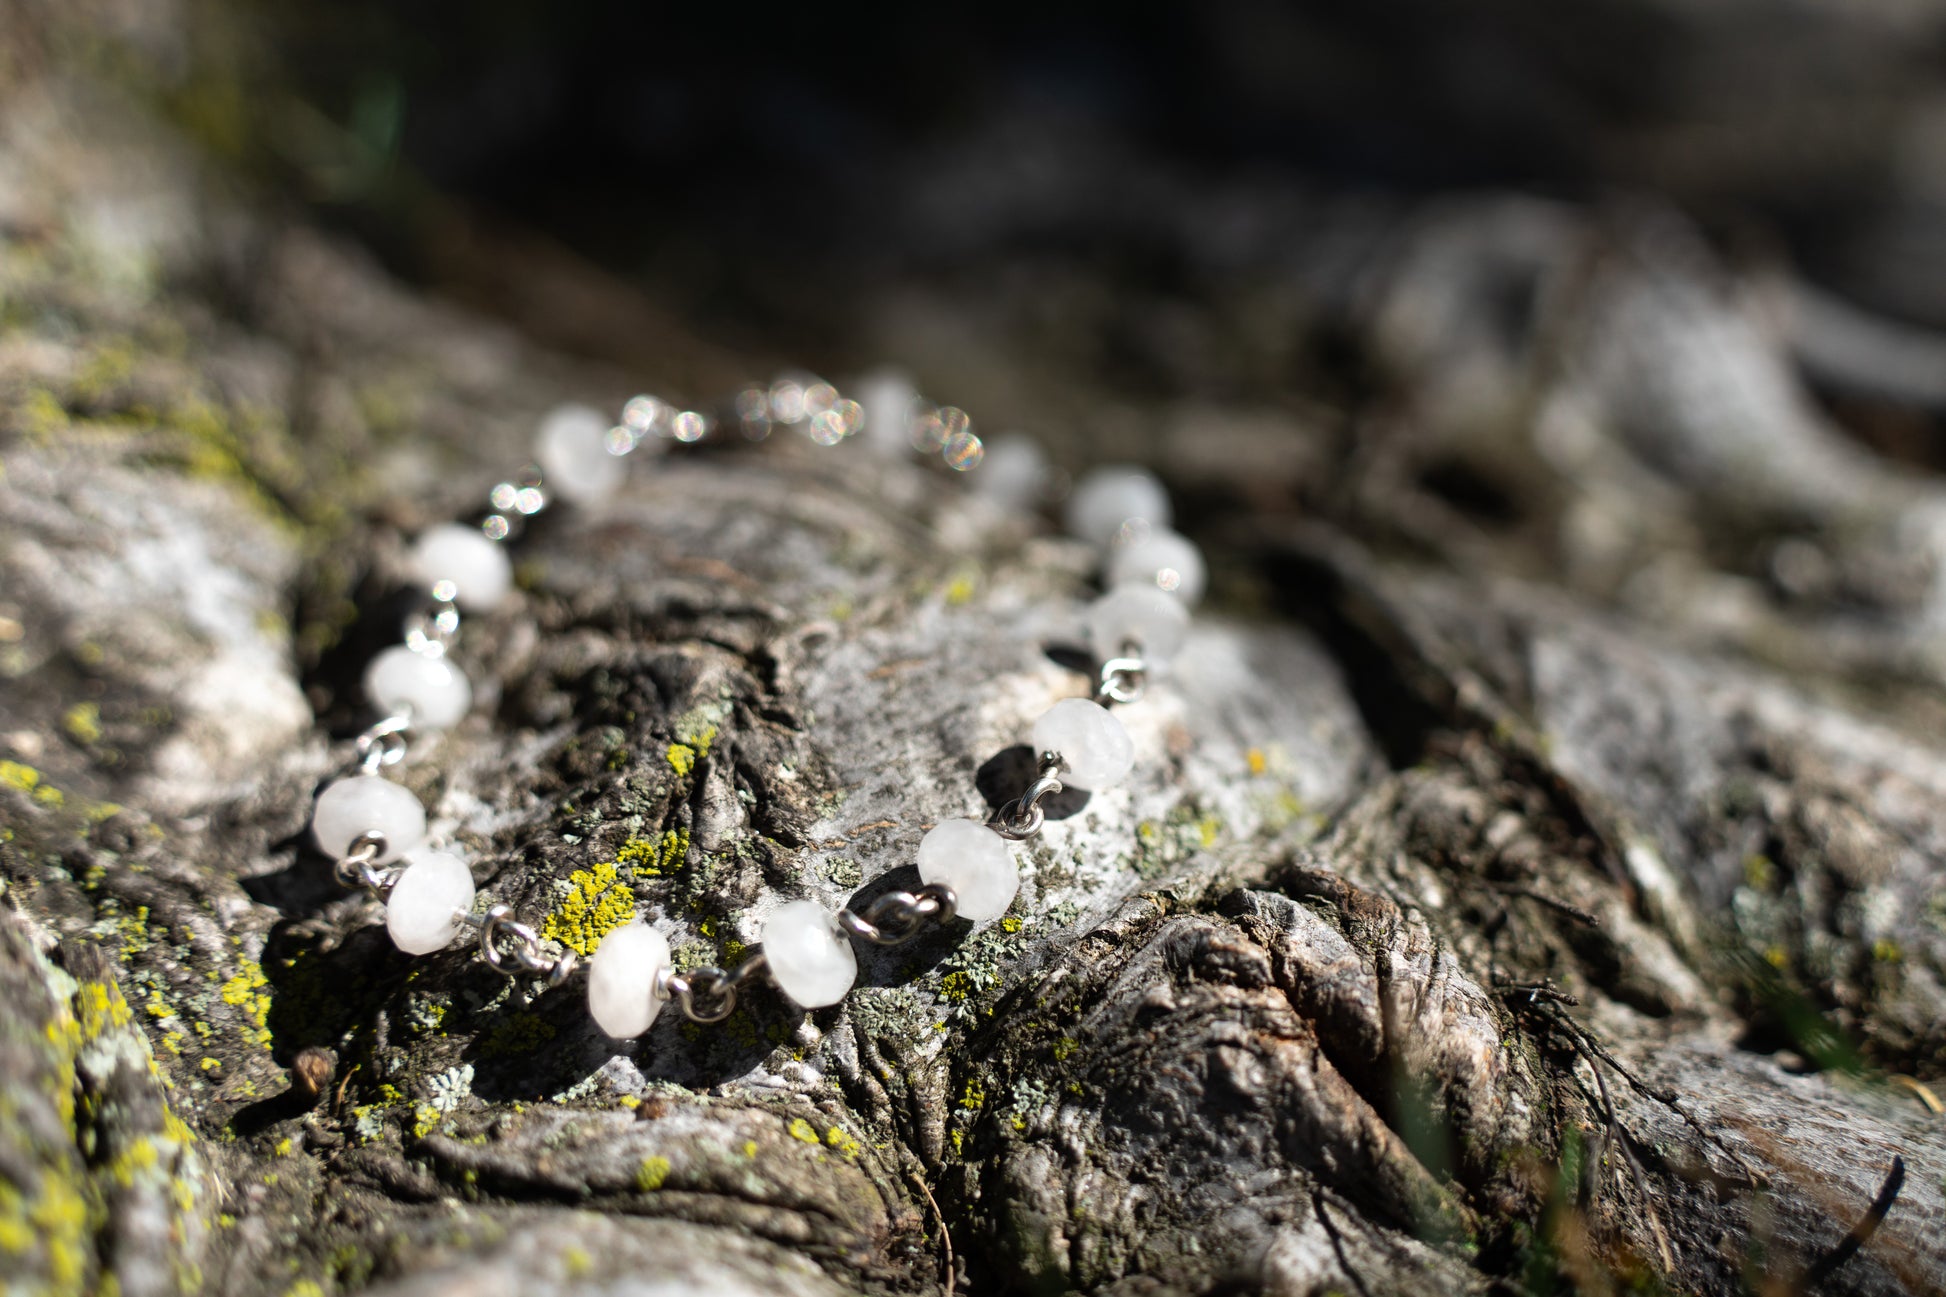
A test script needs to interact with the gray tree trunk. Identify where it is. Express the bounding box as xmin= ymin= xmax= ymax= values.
xmin=2 ymin=10 xmax=1944 ymax=1297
